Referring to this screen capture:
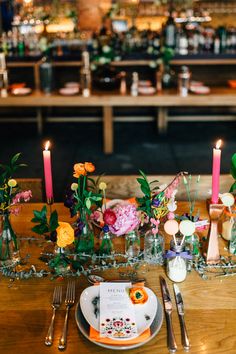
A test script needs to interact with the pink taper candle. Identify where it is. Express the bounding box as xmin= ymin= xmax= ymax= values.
xmin=211 ymin=139 xmax=222 ymax=204
xmin=43 ymin=141 xmax=53 ymax=204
